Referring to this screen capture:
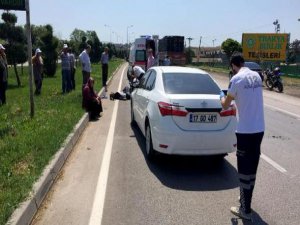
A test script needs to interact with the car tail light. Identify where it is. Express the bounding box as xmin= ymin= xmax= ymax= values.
xmin=158 ymin=102 xmax=188 ymax=117
xmin=219 ymin=105 xmax=236 ymax=117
